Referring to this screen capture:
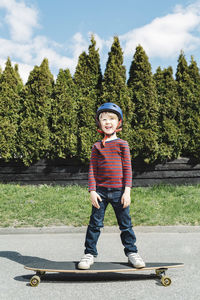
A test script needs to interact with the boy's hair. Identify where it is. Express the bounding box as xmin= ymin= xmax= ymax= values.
xmin=99 ymin=111 xmax=119 ymax=120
